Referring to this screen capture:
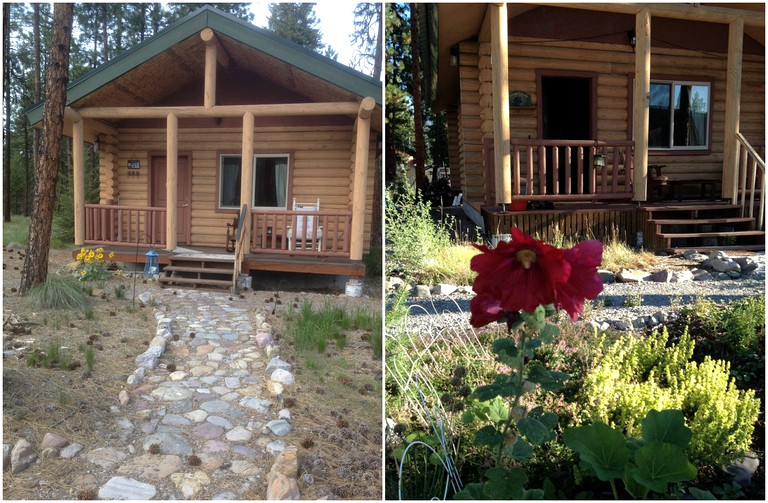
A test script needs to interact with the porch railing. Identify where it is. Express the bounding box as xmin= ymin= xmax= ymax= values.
xmin=250 ymin=208 xmax=352 ymax=257
xmin=84 ymin=204 xmax=166 ymax=246
xmin=510 ymin=140 xmax=634 ymax=200
xmin=735 ymin=133 xmax=765 ymax=230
